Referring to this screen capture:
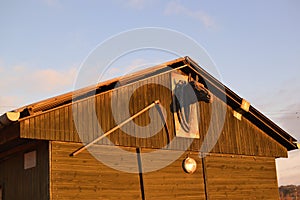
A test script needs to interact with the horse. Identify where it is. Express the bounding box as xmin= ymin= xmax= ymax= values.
xmin=173 ymin=79 xmax=213 ymax=132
